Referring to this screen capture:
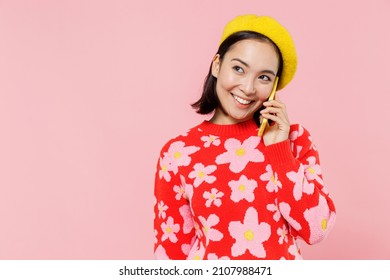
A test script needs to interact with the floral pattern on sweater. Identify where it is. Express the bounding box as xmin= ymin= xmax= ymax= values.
xmin=154 ymin=119 xmax=336 ymax=259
